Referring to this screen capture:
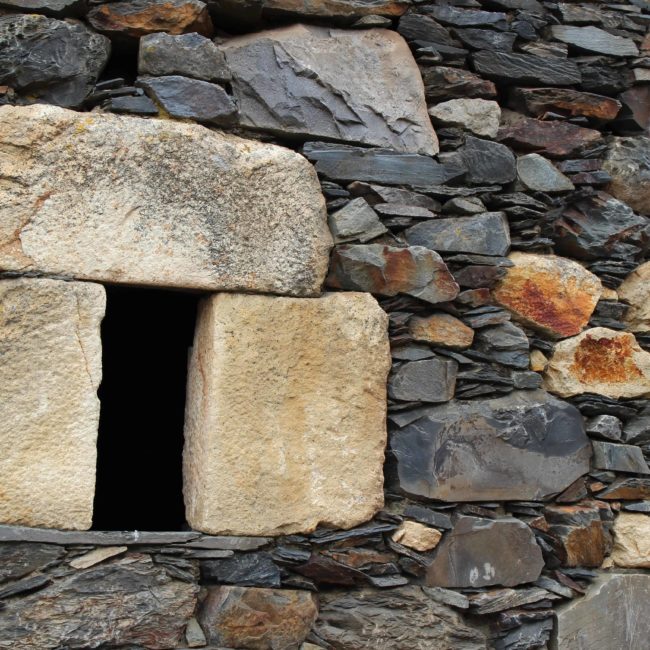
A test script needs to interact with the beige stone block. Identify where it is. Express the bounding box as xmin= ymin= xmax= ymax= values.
xmin=183 ymin=292 xmax=390 ymax=536
xmin=392 ymin=521 xmax=442 ymax=552
xmin=618 ymin=260 xmax=650 ymax=333
xmin=0 ymin=278 xmax=105 ymax=529
xmin=610 ymin=513 xmax=650 ymax=569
